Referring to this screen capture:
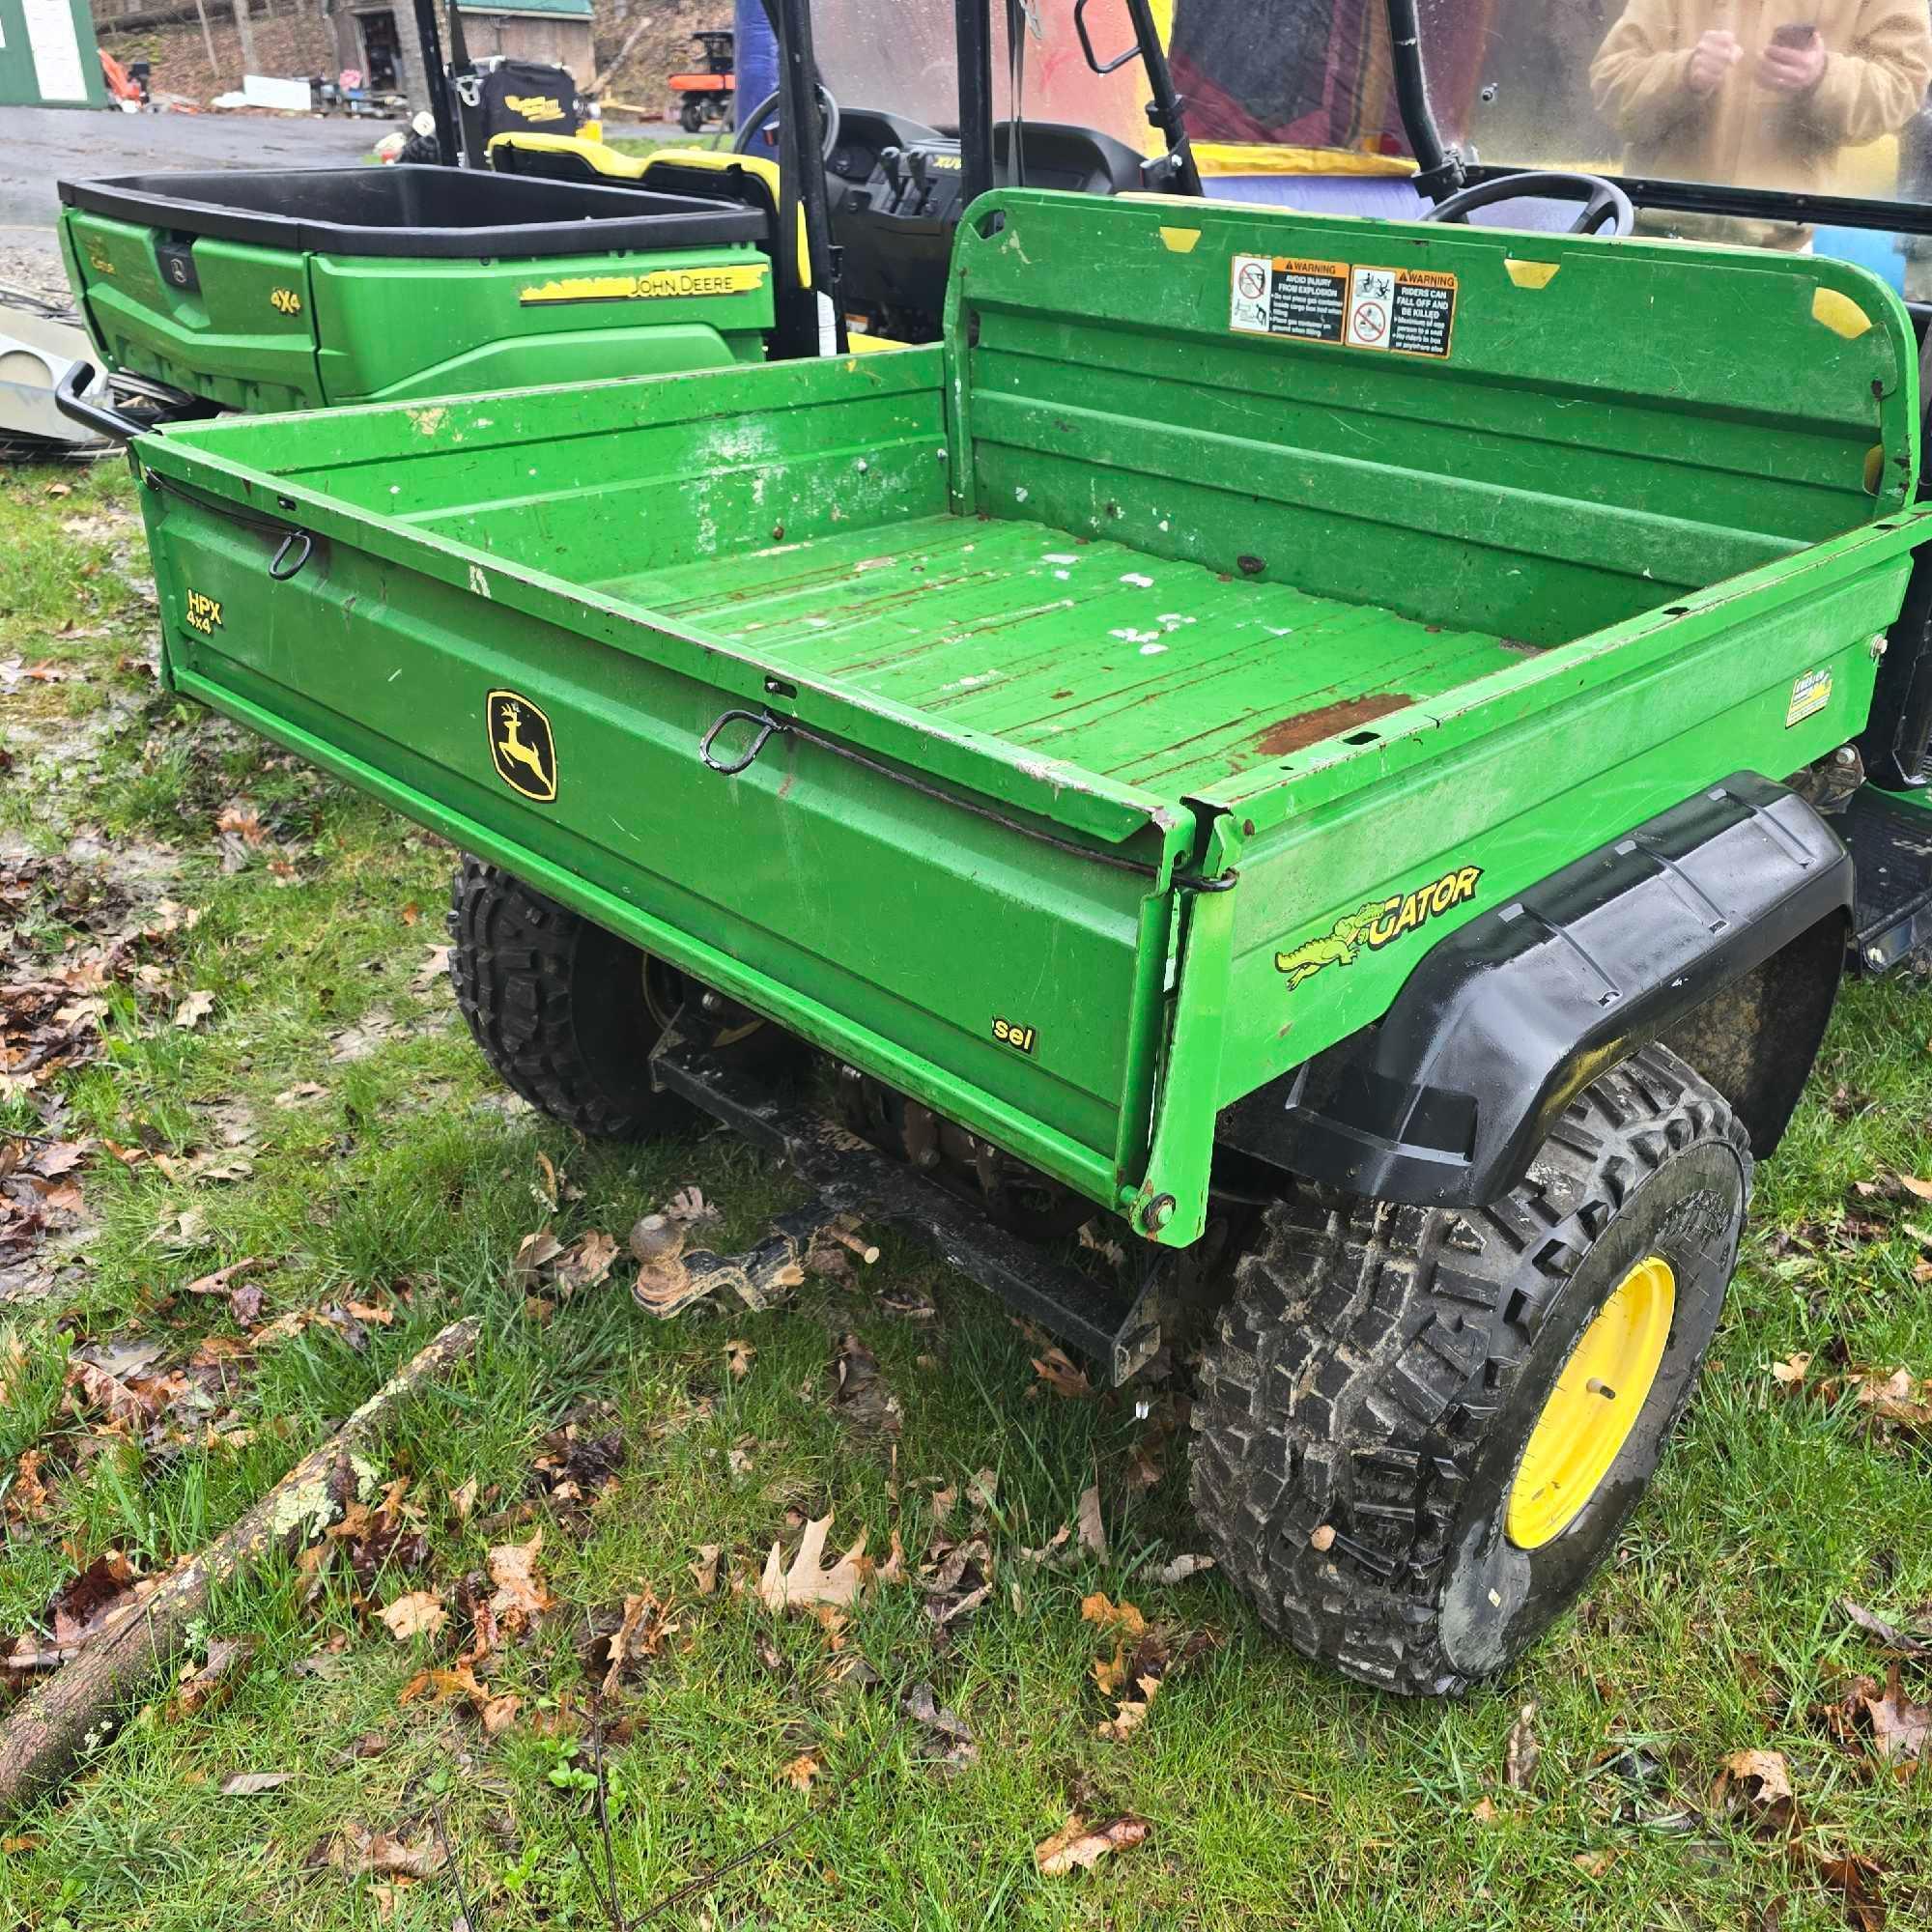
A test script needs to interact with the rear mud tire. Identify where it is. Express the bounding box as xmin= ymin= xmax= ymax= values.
xmin=447 ymin=858 xmax=690 ymax=1141
xmin=1190 ymin=1044 xmax=1749 ymax=1695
